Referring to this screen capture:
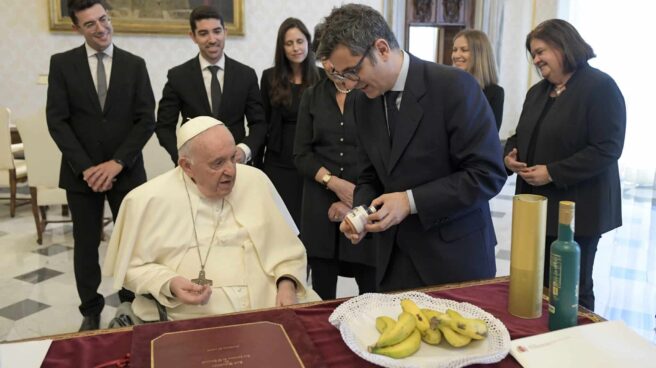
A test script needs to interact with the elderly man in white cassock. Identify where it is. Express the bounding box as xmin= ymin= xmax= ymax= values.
xmin=103 ymin=116 xmax=320 ymax=321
